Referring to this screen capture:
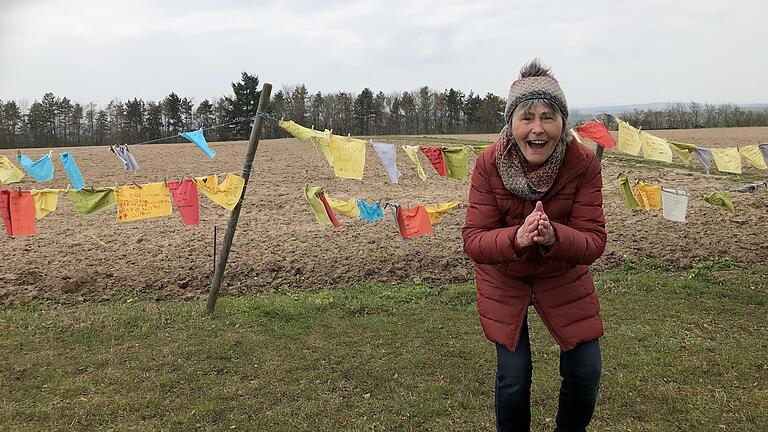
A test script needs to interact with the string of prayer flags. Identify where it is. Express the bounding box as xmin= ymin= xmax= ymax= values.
xmin=357 ymin=199 xmax=384 ymax=222
xmin=0 ymin=156 xmax=25 ymax=184
xmin=59 ymin=152 xmax=86 ymax=190
xmin=661 ymin=188 xmax=689 ymax=222
xmin=317 ymin=192 xmax=341 ymax=227
xmin=371 ymin=142 xmax=401 ymax=184
xmin=167 ymin=179 xmax=200 ymax=225
xmin=616 ymin=173 xmax=640 ymax=210
xmin=738 ymin=145 xmax=767 ymax=170
xmin=635 ymin=182 xmax=662 ymax=210
xmin=180 ymin=129 xmax=216 ymax=158
xmin=420 ymin=147 xmax=447 ymax=176
xmin=617 ymin=118 xmax=642 ymax=156
xmin=639 ymin=131 xmax=673 ymax=163
xmin=67 ymin=188 xmax=116 ymax=218
xmin=396 ymin=205 xmax=433 ymax=239
xmin=326 ymin=196 xmax=360 ymax=218
xmin=194 ymin=174 xmax=245 ymax=211
xmin=471 ymin=144 xmax=490 ymax=155
xmin=304 ymin=186 xmax=332 ymax=225
xmin=17 ymin=152 xmax=54 ymax=182
xmin=693 ymin=148 xmax=714 ymax=174
xmin=425 ymin=200 xmax=460 ymax=224
xmin=30 ymin=189 xmax=60 ymax=220
xmin=703 ymin=191 xmax=735 ymax=213
xmin=668 ymin=141 xmax=698 ymax=165
xmin=111 ymin=145 xmax=139 ymax=171
xmin=711 ymin=148 xmax=742 ymax=174
xmin=574 ymin=120 xmax=616 ymax=149
xmin=402 ymin=145 xmax=427 ymax=181
xmin=443 ymin=147 xmax=469 ymax=182
xmin=328 ymin=135 xmax=366 ymax=180
xmin=115 ymin=182 xmax=173 ymax=223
